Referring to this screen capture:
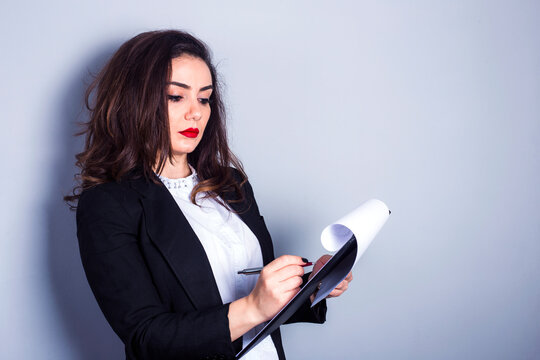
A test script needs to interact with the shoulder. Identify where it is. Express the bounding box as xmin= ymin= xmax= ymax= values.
xmin=77 ymin=180 xmax=144 ymax=224
xmin=78 ymin=181 xmax=136 ymax=207
xmin=76 ymin=181 xmax=147 ymax=257
xmin=226 ymin=166 xmax=254 ymax=198
xmin=228 ymin=166 xmax=246 ymax=184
